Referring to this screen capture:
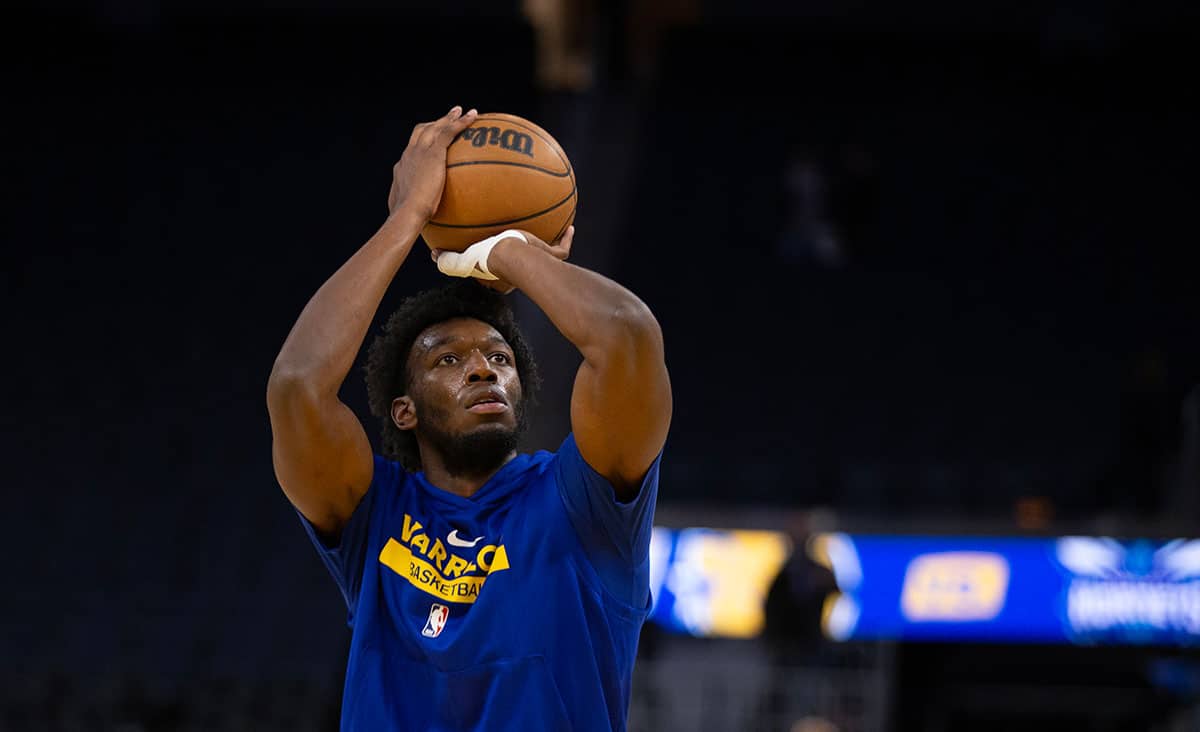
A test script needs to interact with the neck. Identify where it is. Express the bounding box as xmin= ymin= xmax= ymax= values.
xmin=419 ymin=450 xmax=518 ymax=498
